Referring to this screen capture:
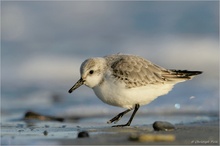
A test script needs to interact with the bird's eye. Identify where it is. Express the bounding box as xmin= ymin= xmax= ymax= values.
xmin=89 ymin=70 xmax=94 ymax=74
